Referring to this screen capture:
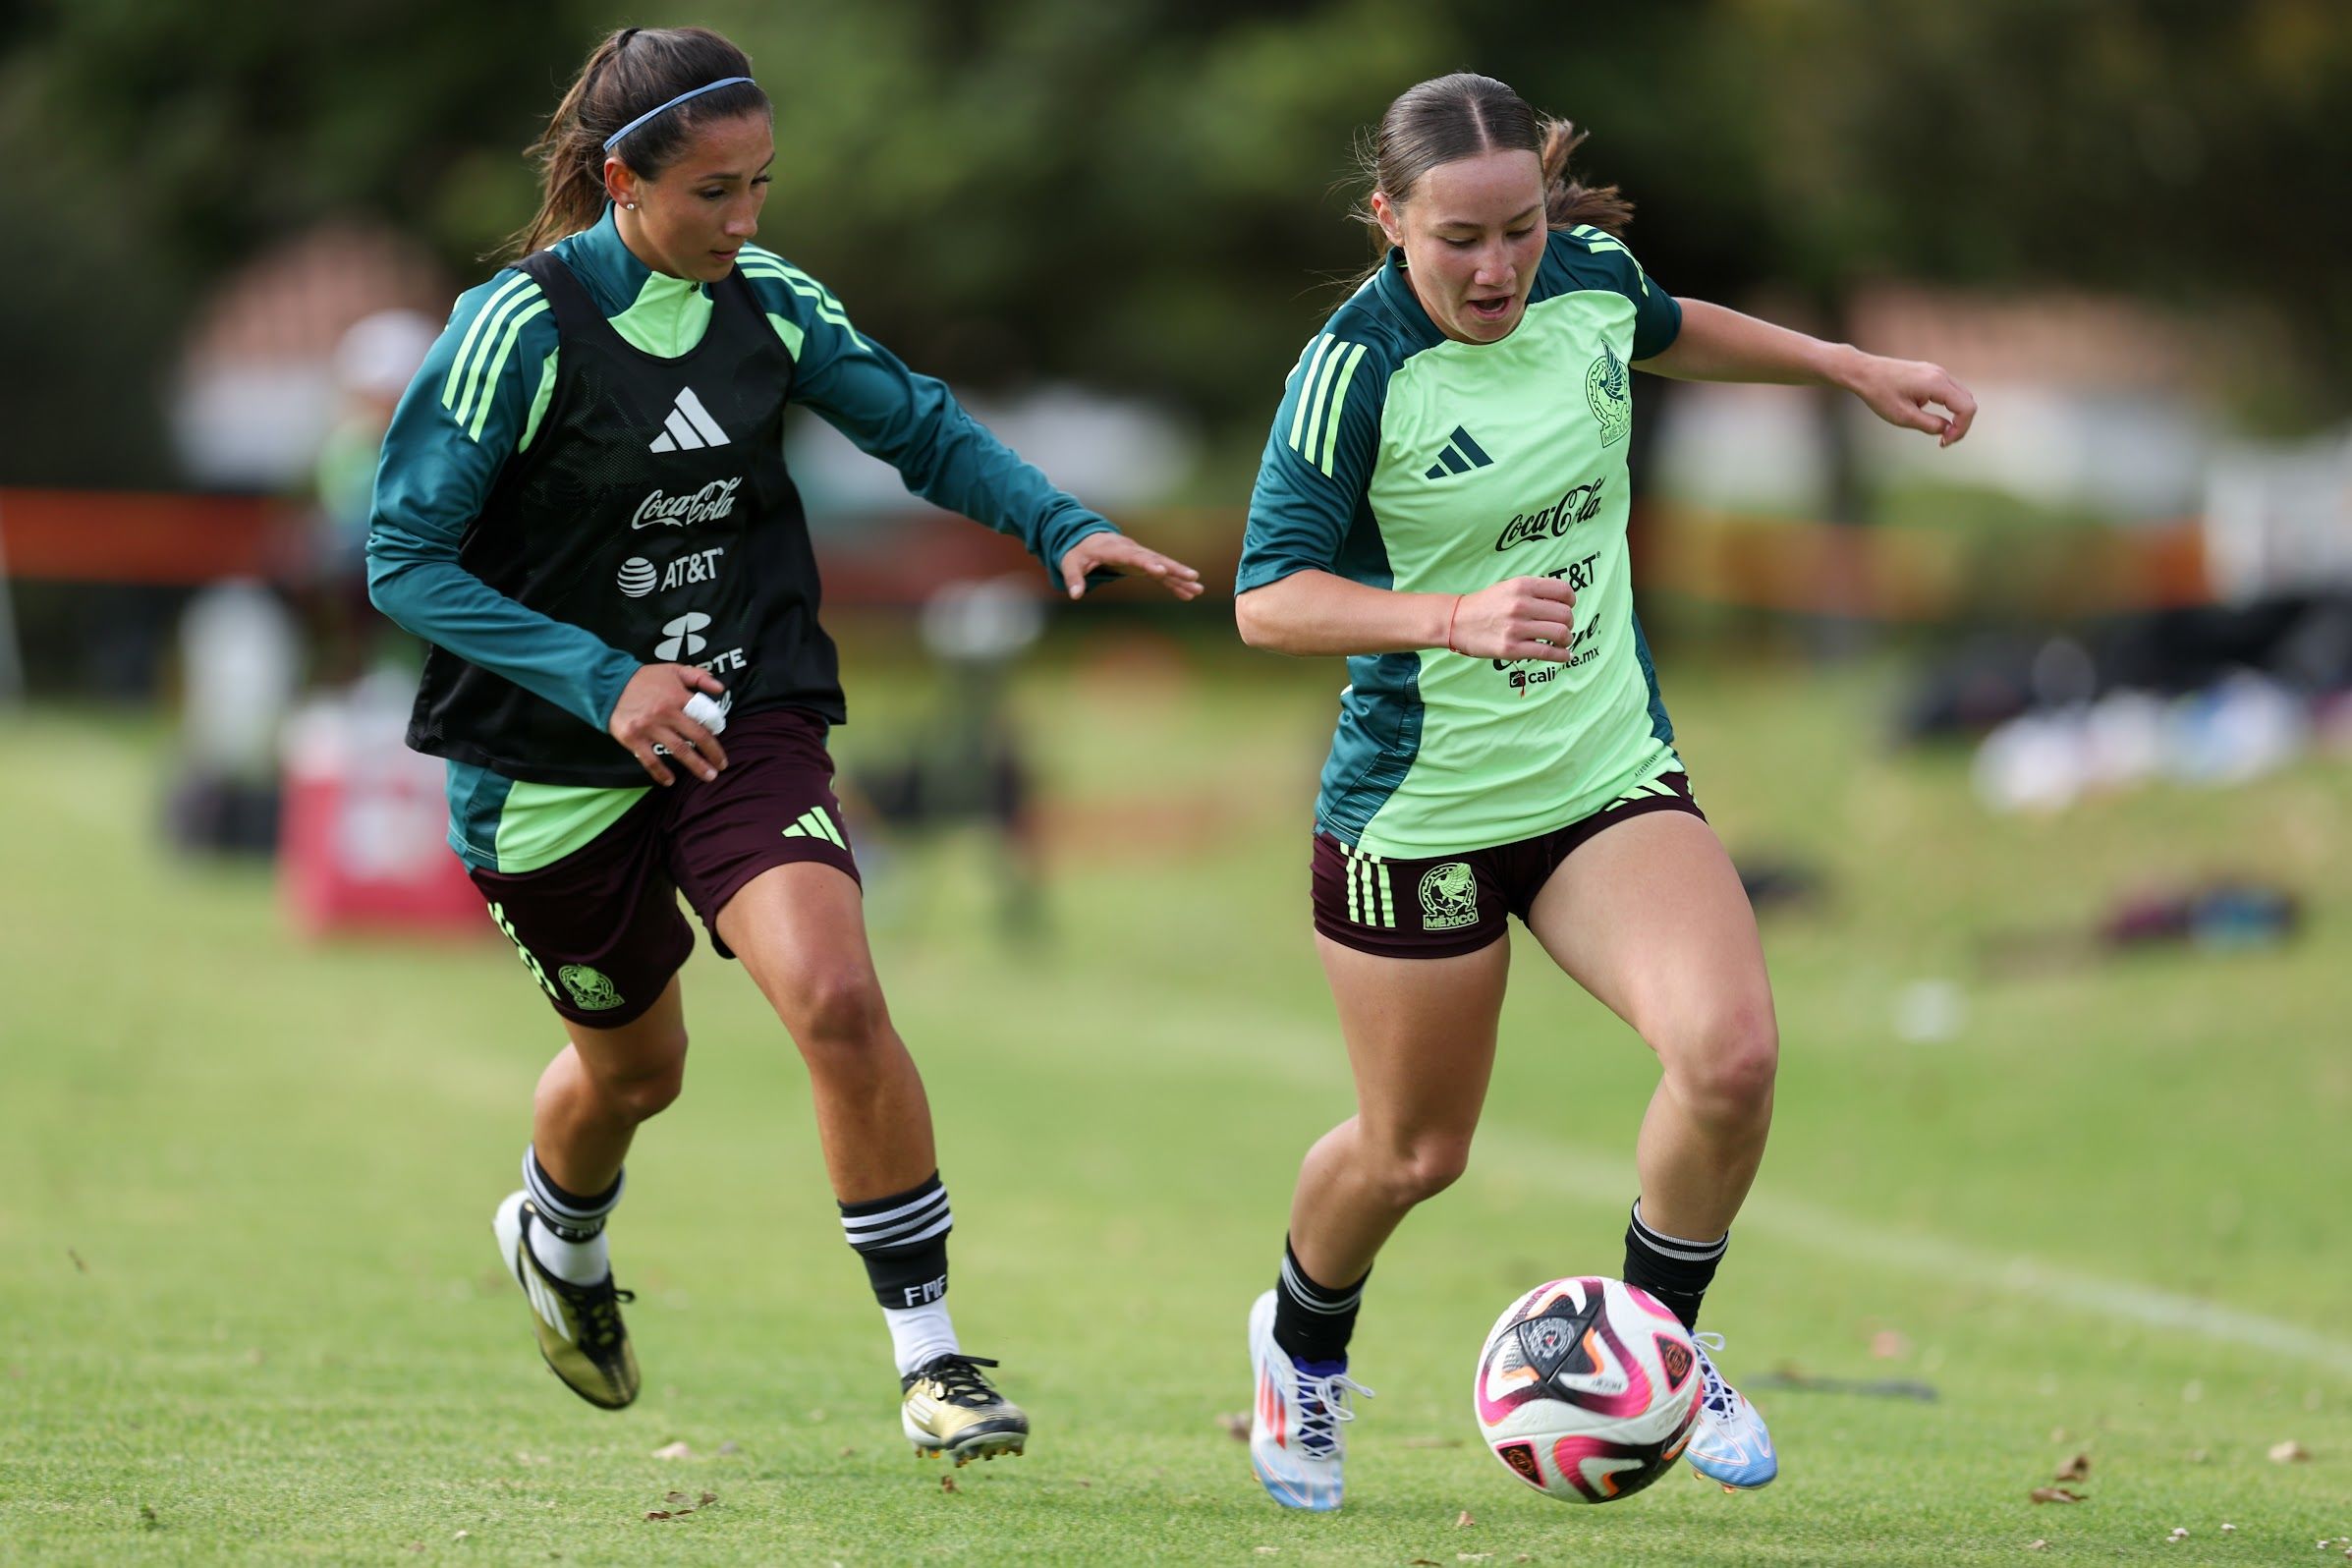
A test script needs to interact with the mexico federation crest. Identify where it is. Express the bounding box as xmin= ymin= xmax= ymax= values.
xmin=1419 ymin=862 xmax=1481 ymax=932
xmin=559 ymin=964 xmax=625 ymax=1011
xmin=1585 ymin=340 xmax=1631 ymax=447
